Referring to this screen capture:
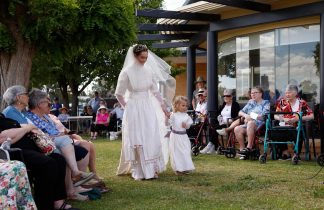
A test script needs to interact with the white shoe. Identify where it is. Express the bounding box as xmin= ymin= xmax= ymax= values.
xmin=206 ymin=144 xmax=215 ymax=154
xmin=216 ymin=128 xmax=227 ymax=136
xmin=200 ymin=142 xmax=212 ymax=154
